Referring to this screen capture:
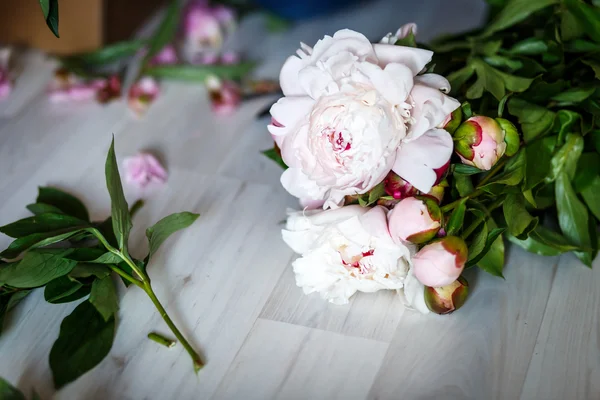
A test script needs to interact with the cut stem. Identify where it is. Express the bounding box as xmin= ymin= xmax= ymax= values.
xmin=142 ymin=281 xmax=204 ymax=373
xmin=148 ymin=332 xmax=177 ymax=348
